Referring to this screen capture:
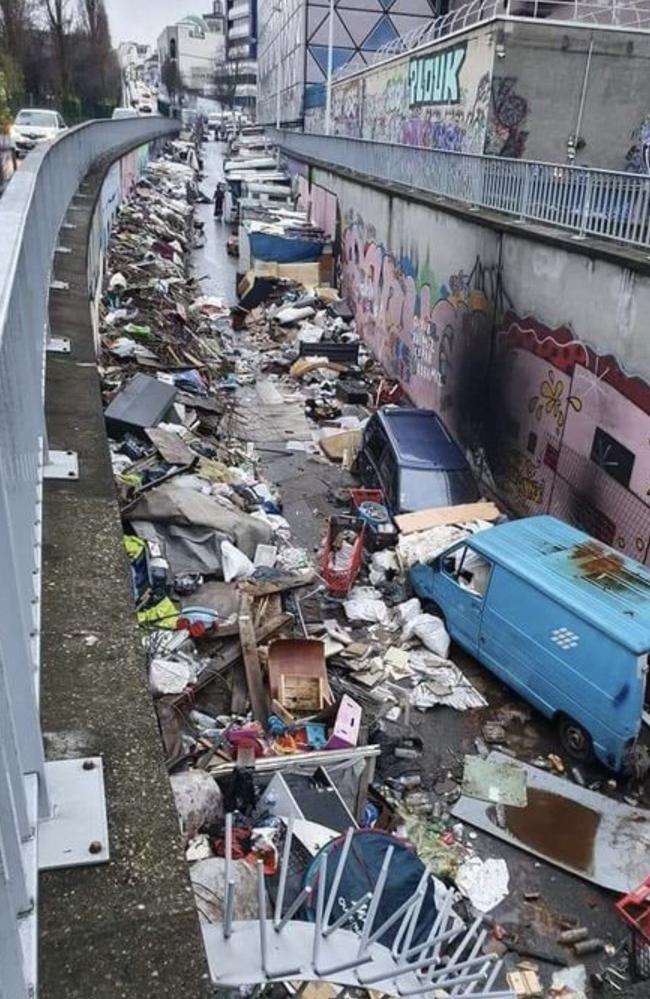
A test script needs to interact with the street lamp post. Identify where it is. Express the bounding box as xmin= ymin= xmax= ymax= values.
xmin=324 ymin=0 xmax=335 ymax=135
